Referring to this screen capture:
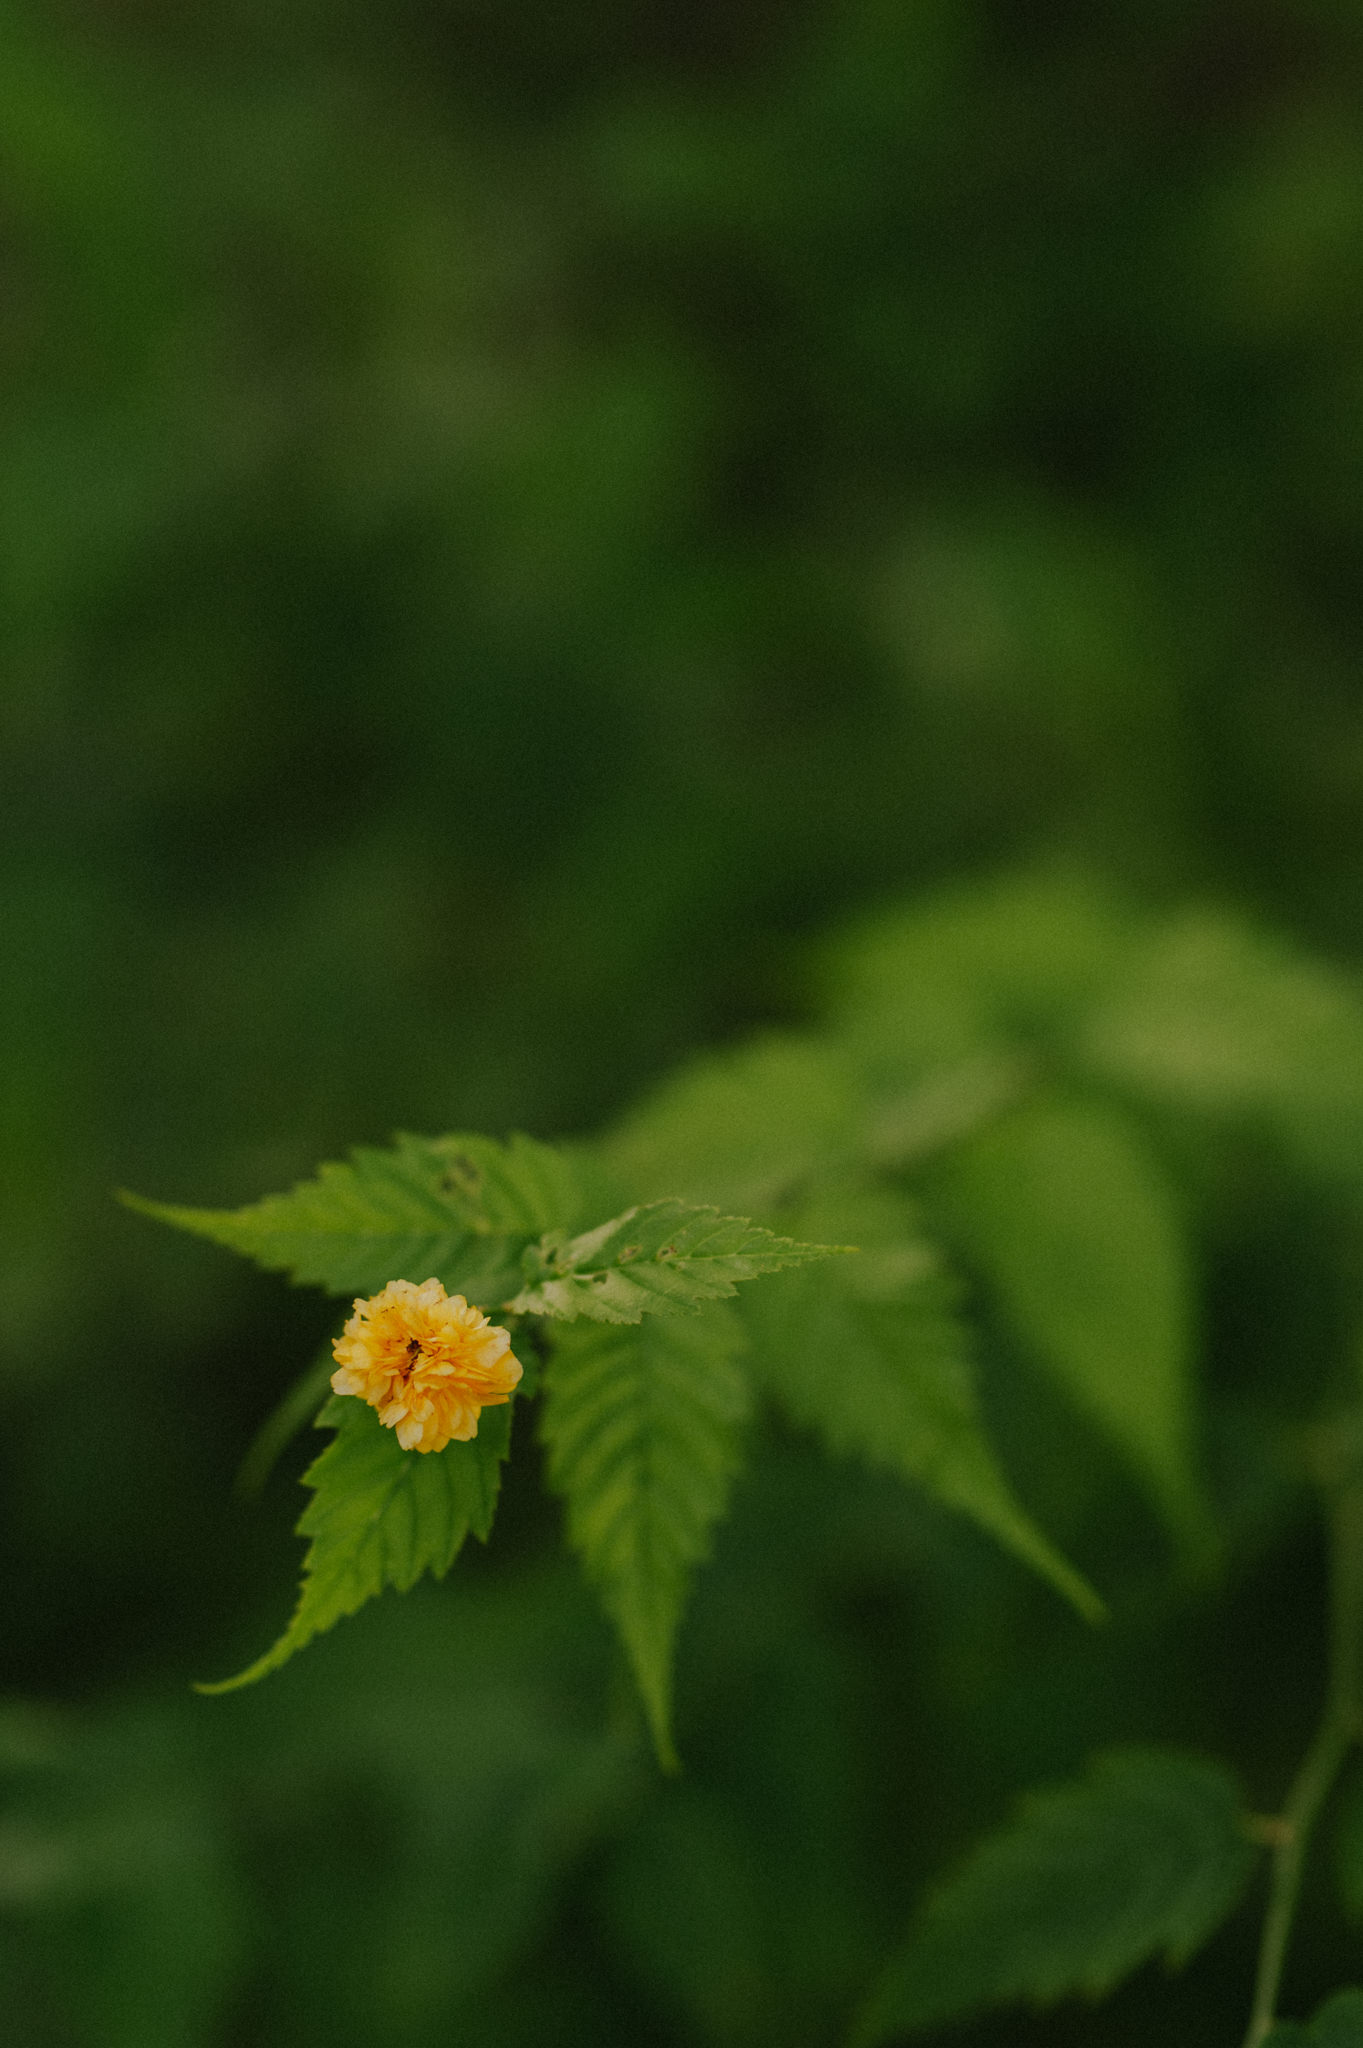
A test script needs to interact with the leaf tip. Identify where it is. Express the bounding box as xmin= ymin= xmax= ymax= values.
xmin=117 ymin=1188 xmax=221 ymax=1241
xmin=1074 ymin=1580 xmax=1108 ymax=1626
xmin=1043 ymin=1551 xmax=1105 ymax=1625
xmin=636 ymin=1681 xmax=680 ymax=1774
xmin=192 ymin=1673 xmax=252 ymax=1698
xmin=193 ymin=1641 xmax=291 ymax=1695
xmin=1008 ymin=1529 xmax=1105 ymax=1625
